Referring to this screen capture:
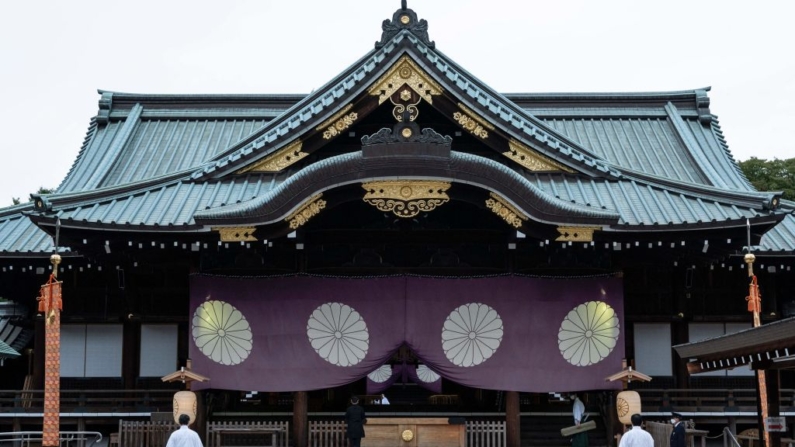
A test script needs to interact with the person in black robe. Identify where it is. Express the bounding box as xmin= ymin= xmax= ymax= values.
xmin=669 ymin=412 xmax=686 ymax=447
xmin=345 ymin=396 xmax=367 ymax=447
